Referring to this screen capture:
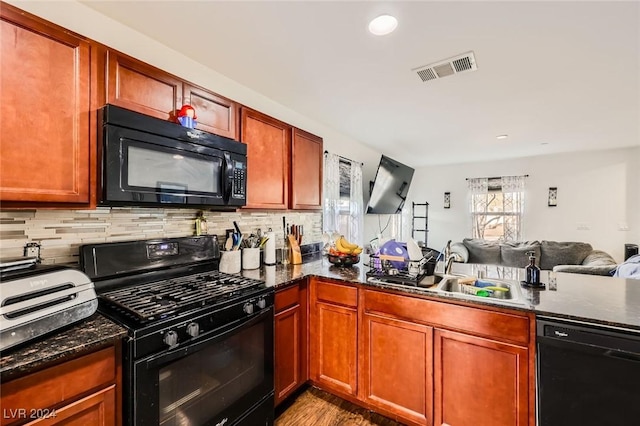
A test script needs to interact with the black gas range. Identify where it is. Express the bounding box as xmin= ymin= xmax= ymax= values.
xmin=80 ymin=236 xmax=274 ymax=426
